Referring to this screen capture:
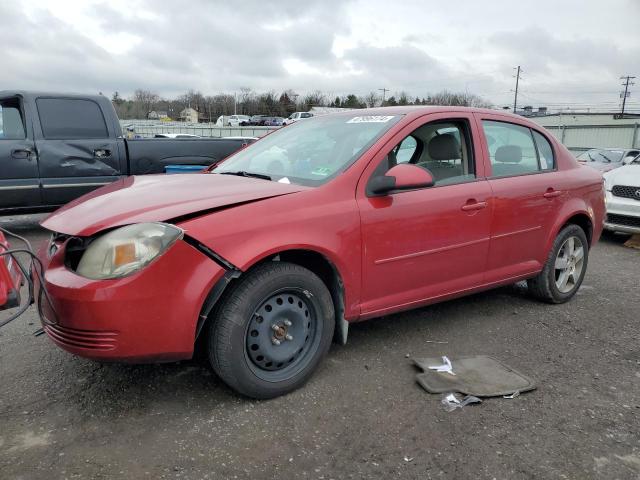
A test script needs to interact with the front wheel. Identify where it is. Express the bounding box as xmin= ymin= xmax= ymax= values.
xmin=527 ymin=224 xmax=589 ymax=303
xmin=208 ymin=262 xmax=335 ymax=399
